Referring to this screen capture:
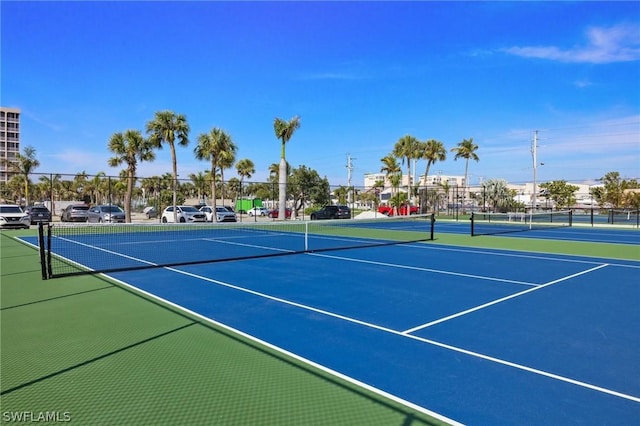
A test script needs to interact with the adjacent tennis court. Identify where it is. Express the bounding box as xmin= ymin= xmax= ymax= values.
xmin=9 ymin=218 xmax=640 ymax=424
